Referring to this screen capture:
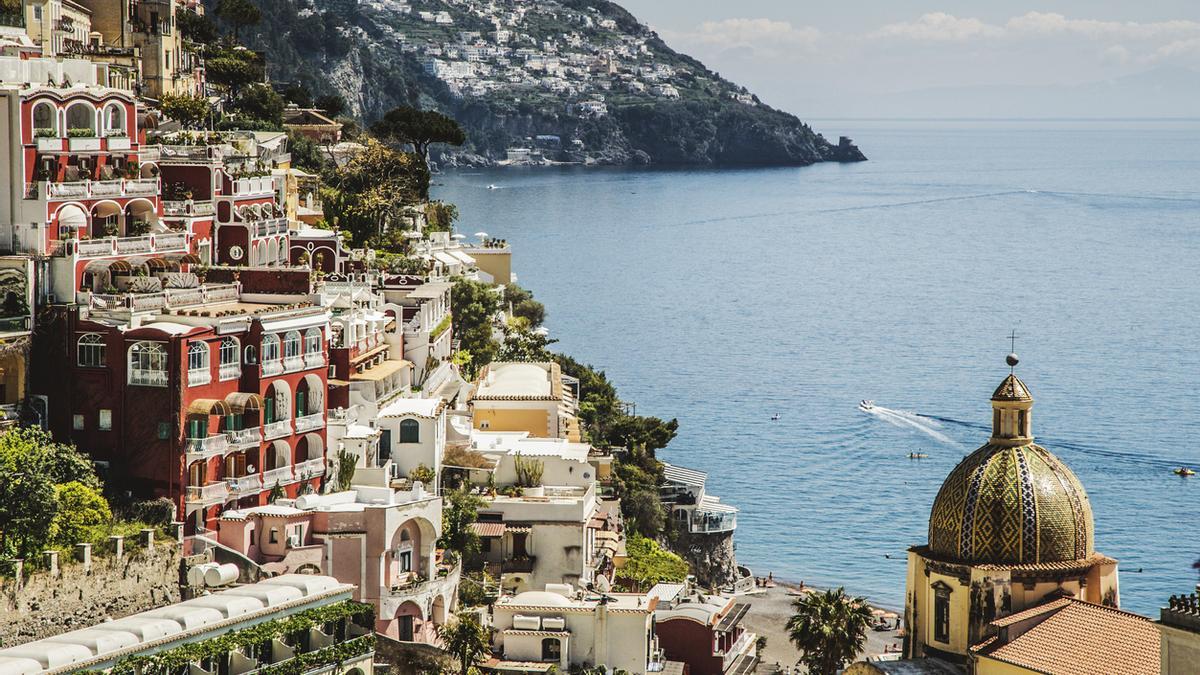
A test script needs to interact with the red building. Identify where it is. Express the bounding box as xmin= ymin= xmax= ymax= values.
xmin=33 ymin=272 xmax=331 ymax=532
xmin=653 ymin=583 xmax=757 ymax=675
